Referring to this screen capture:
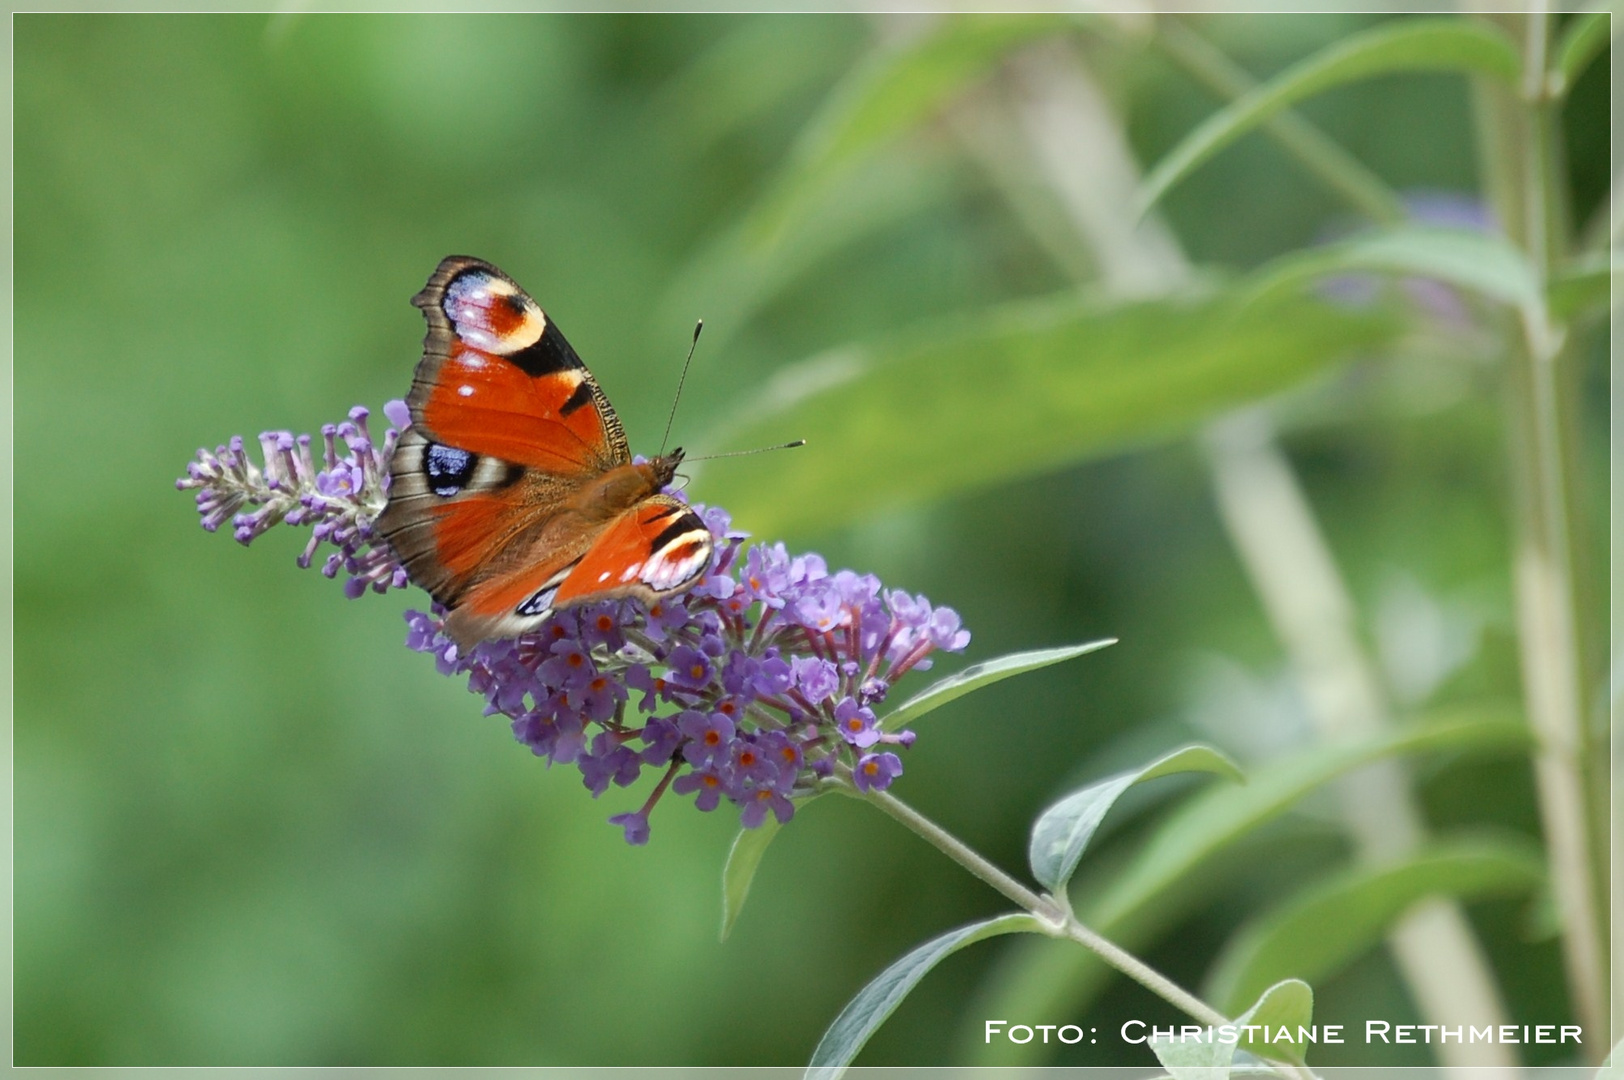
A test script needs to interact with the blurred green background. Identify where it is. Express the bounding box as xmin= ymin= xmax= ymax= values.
xmin=14 ymin=12 xmax=1608 ymax=1067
